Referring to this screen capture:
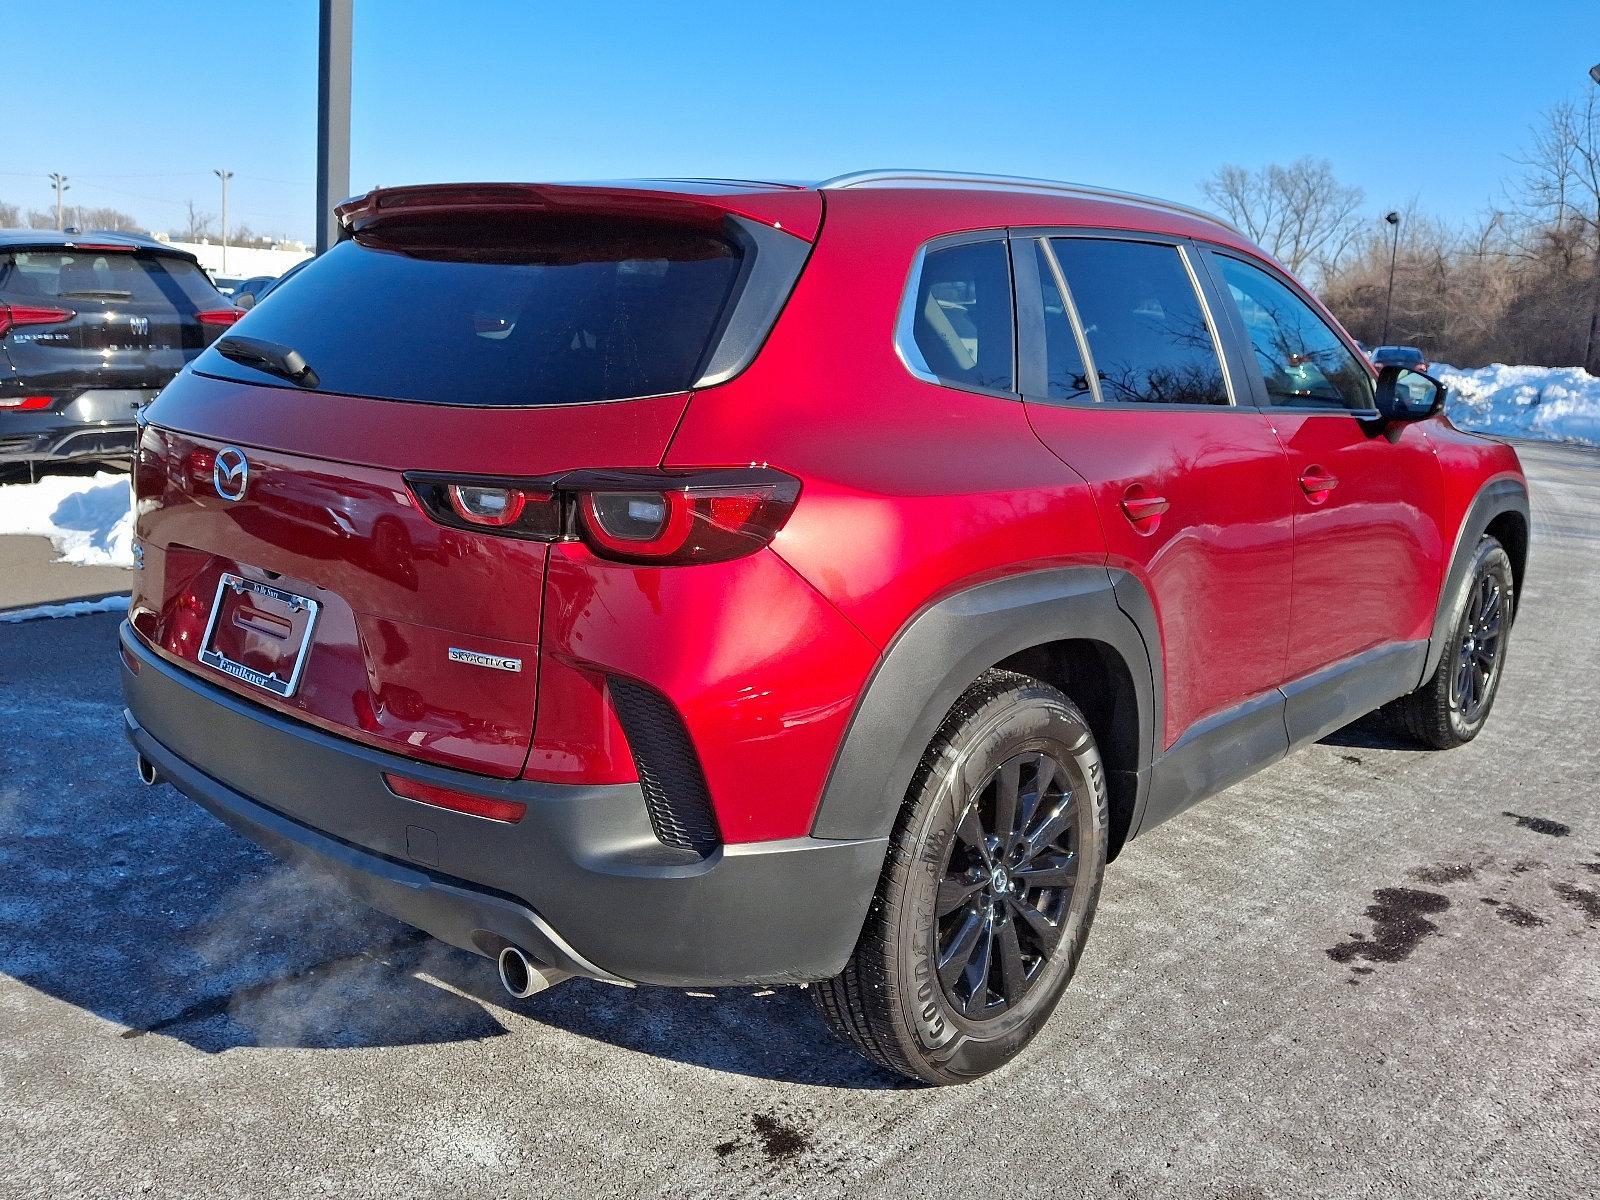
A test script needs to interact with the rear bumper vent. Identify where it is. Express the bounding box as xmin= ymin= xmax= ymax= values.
xmin=607 ymin=676 xmax=721 ymax=858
